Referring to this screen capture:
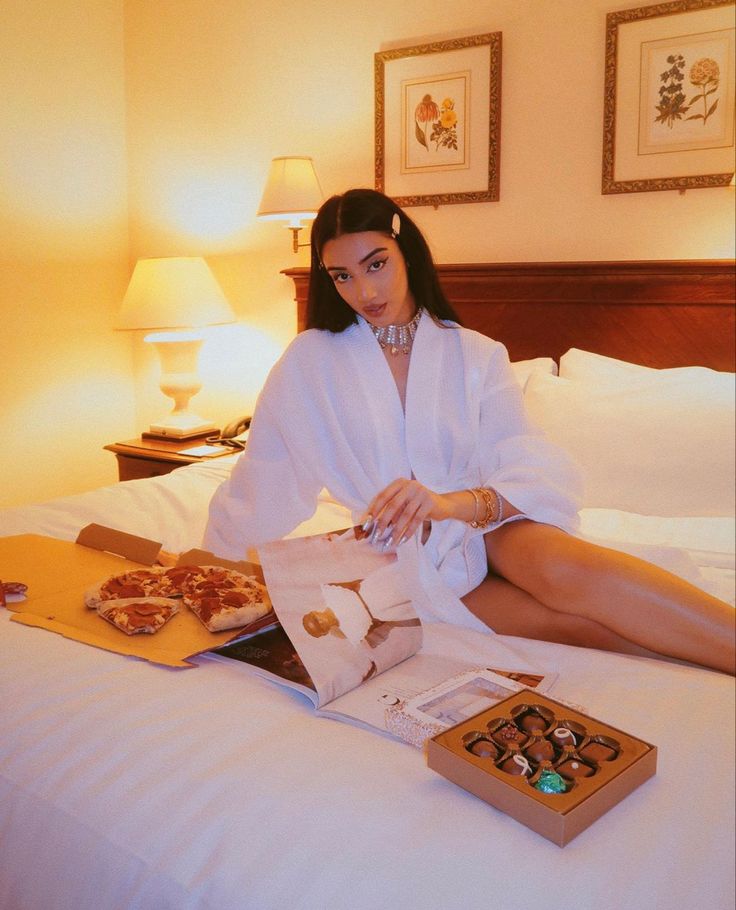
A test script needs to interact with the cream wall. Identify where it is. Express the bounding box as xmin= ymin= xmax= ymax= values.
xmin=2 ymin=0 xmax=733 ymax=507
xmin=124 ymin=0 xmax=735 ymax=432
xmin=1 ymin=0 xmax=133 ymax=507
